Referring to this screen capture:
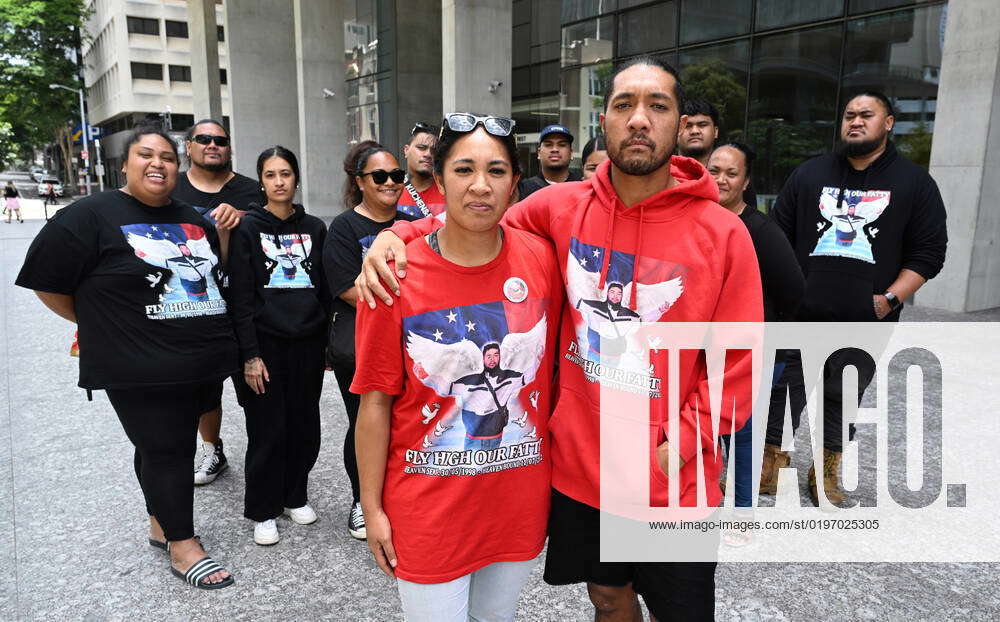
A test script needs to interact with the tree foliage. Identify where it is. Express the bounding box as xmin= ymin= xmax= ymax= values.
xmin=0 ymin=0 xmax=90 ymax=168
xmin=680 ymin=59 xmax=747 ymax=141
